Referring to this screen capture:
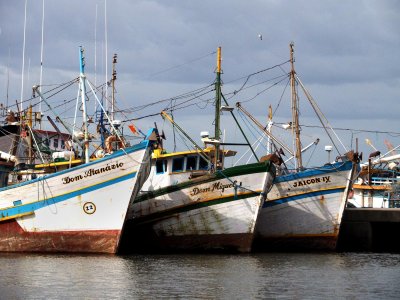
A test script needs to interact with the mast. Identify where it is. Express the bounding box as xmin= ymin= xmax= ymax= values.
xmin=111 ymin=53 xmax=117 ymax=122
xmin=290 ymin=42 xmax=303 ymax=170
xmin=27 ymin=105 xmax=33 ymax=164
xmin=214 ymin=46 xmax=222 ymax=170
xmin=267 ymin=104 xmax=273 ymax=155
xmin=79 ymin=47 xmax=90 ymax=163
